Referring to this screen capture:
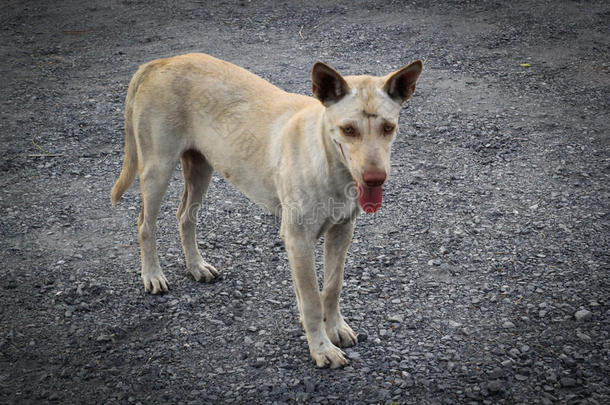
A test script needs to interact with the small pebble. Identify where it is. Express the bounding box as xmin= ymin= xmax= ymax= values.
xmin=387 ymin=314 xmax=404 ymax=323
xmin=574 ymin=309 xmax=592 ymax=321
